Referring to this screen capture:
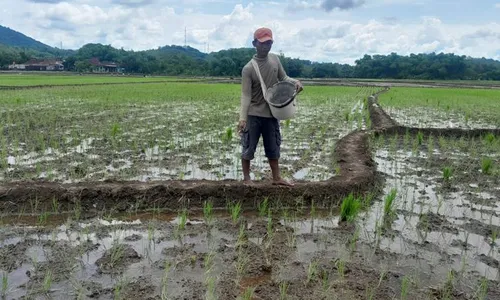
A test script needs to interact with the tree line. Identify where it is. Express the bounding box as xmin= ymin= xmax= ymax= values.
xmin=2 ymin=43 xmax=500 ymax=80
